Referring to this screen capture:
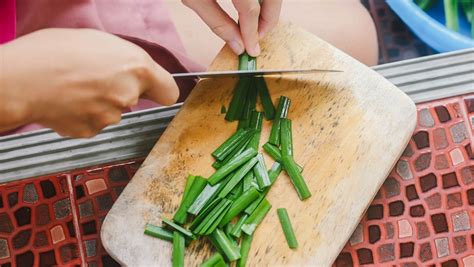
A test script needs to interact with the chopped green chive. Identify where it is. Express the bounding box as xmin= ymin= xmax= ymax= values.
xmin=218 ymin=157 xmax=258 ymax=198
xmin=213 ymin=134 xmax=253 ymax=170
xmin=253 ymin=154 xmax=271 ymax=189
xmin=208 ymin=148 xmax=258 ymax=185
xmin=256 ymin=77 xmax=275 ymax=120
xmin=280 ymin=119 xmax=311 ymax=200
xmin=210 ymin=229 xmax=241 ymax=261
xmin=162 ymin=217 xmax=195 ymax=240
xmin=219 ymin=187 xmax=260 ymax=227
xmin=268 ymin=96 xmax=291 ymax=145
xmin=242 ymin=198 xmax=272 ymax=235
xmin=230 ymin=214 xmax=249 ymax=238
xmin=174 ymin=176 xmax=207 ymax=224
xmin=201 ymin=253 xmax=225 ymax=267
xmin=144 ymin=223 xmax=173 ymax=242
xmin=187 ymin=183 xmax=221 ymax=215
xmin=212 ymin=129 xmax=252 ymax=161
xmin=172 ymin=232 xmax=185 ymax=267
xmin=277 ymin=208 xmax=298 ymax=249
xmin=236 ymin=234 xmax=253 ymax=267
xmin=263 ymin=142 xmax=303 ymax=172
xmin=225 ymin=77 xmax=251 ymax=121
